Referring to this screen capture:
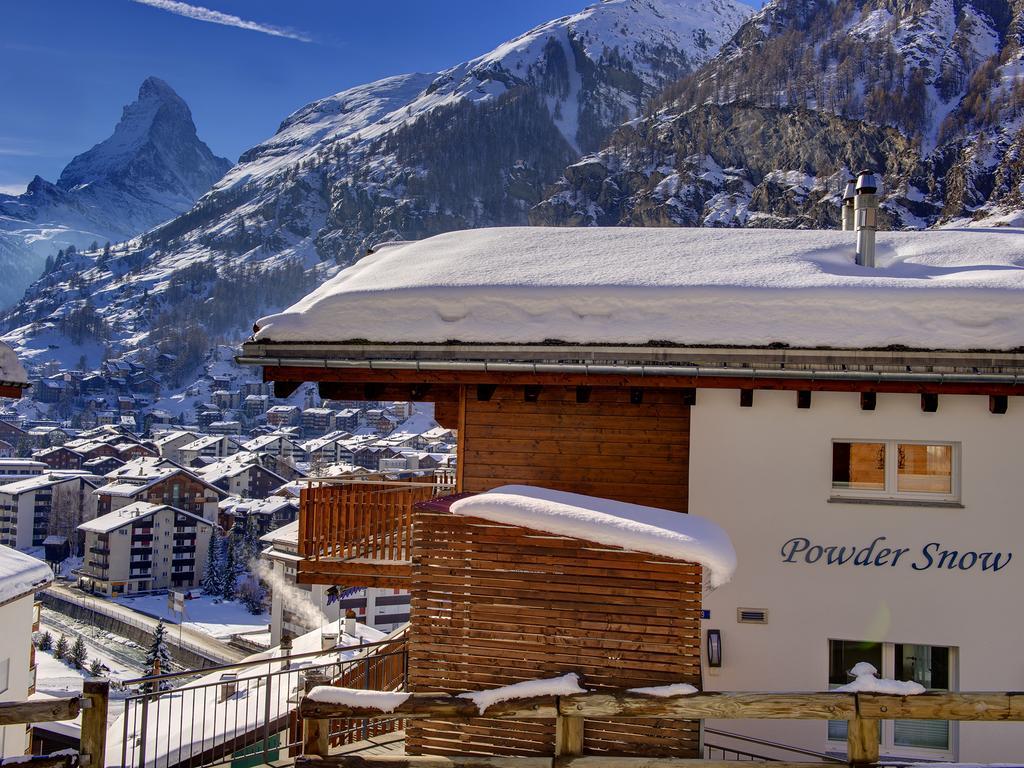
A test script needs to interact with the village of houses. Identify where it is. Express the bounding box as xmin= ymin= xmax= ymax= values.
xmin=0 ymin=344 xmax=456 ymax=754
